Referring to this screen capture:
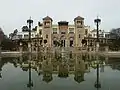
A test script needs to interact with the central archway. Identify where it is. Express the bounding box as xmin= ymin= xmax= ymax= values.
xmin=60 ymin=35 xmax=66 ymax=47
